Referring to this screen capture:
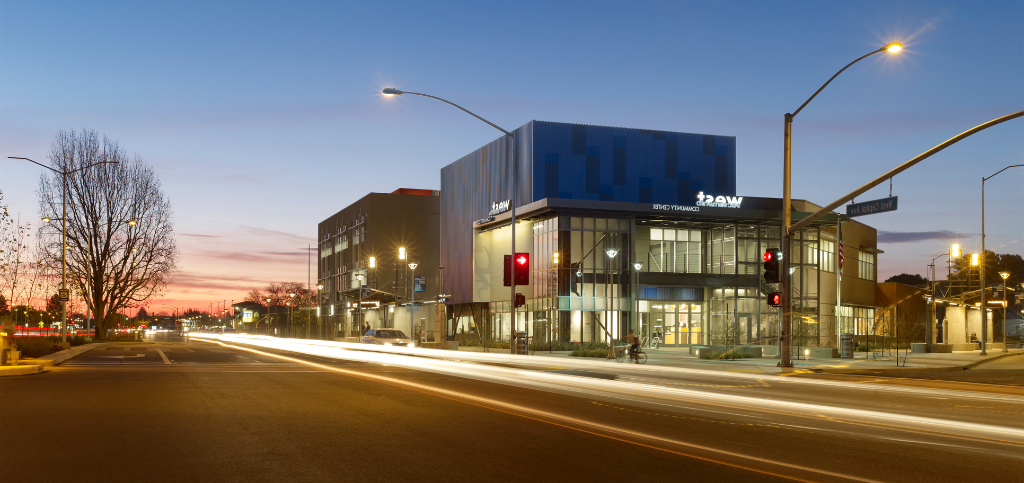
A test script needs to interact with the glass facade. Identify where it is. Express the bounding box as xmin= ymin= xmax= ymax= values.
xmin=473 ymin=214 xmax=848 ymax=350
